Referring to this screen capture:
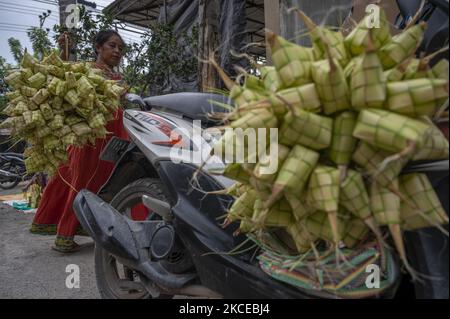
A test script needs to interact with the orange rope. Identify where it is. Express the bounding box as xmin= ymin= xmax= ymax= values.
xmin=58 ymin=167 xmax=78 ymax=194
xmin=85 ymin=138 xmax=107 ymax=189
